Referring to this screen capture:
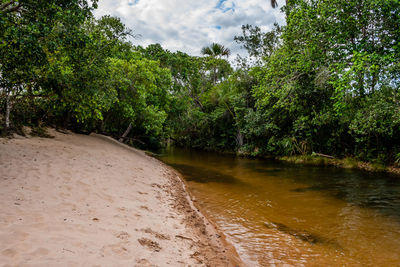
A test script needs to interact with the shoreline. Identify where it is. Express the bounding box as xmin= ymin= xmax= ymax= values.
xmin=99 ymin=134 xmax=245 ymax=266
xmin=0 ymin=130 xmax=244 ymax=266
xmin=154 ymin=146 xmax=400 ymax=177
xmin=159 ymin=162 xmax=244 ymax=266
xmin=275 ymin=155 xmax=400 ymax=176
xmin=192 ymin=148 xmax=400 ymax=177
